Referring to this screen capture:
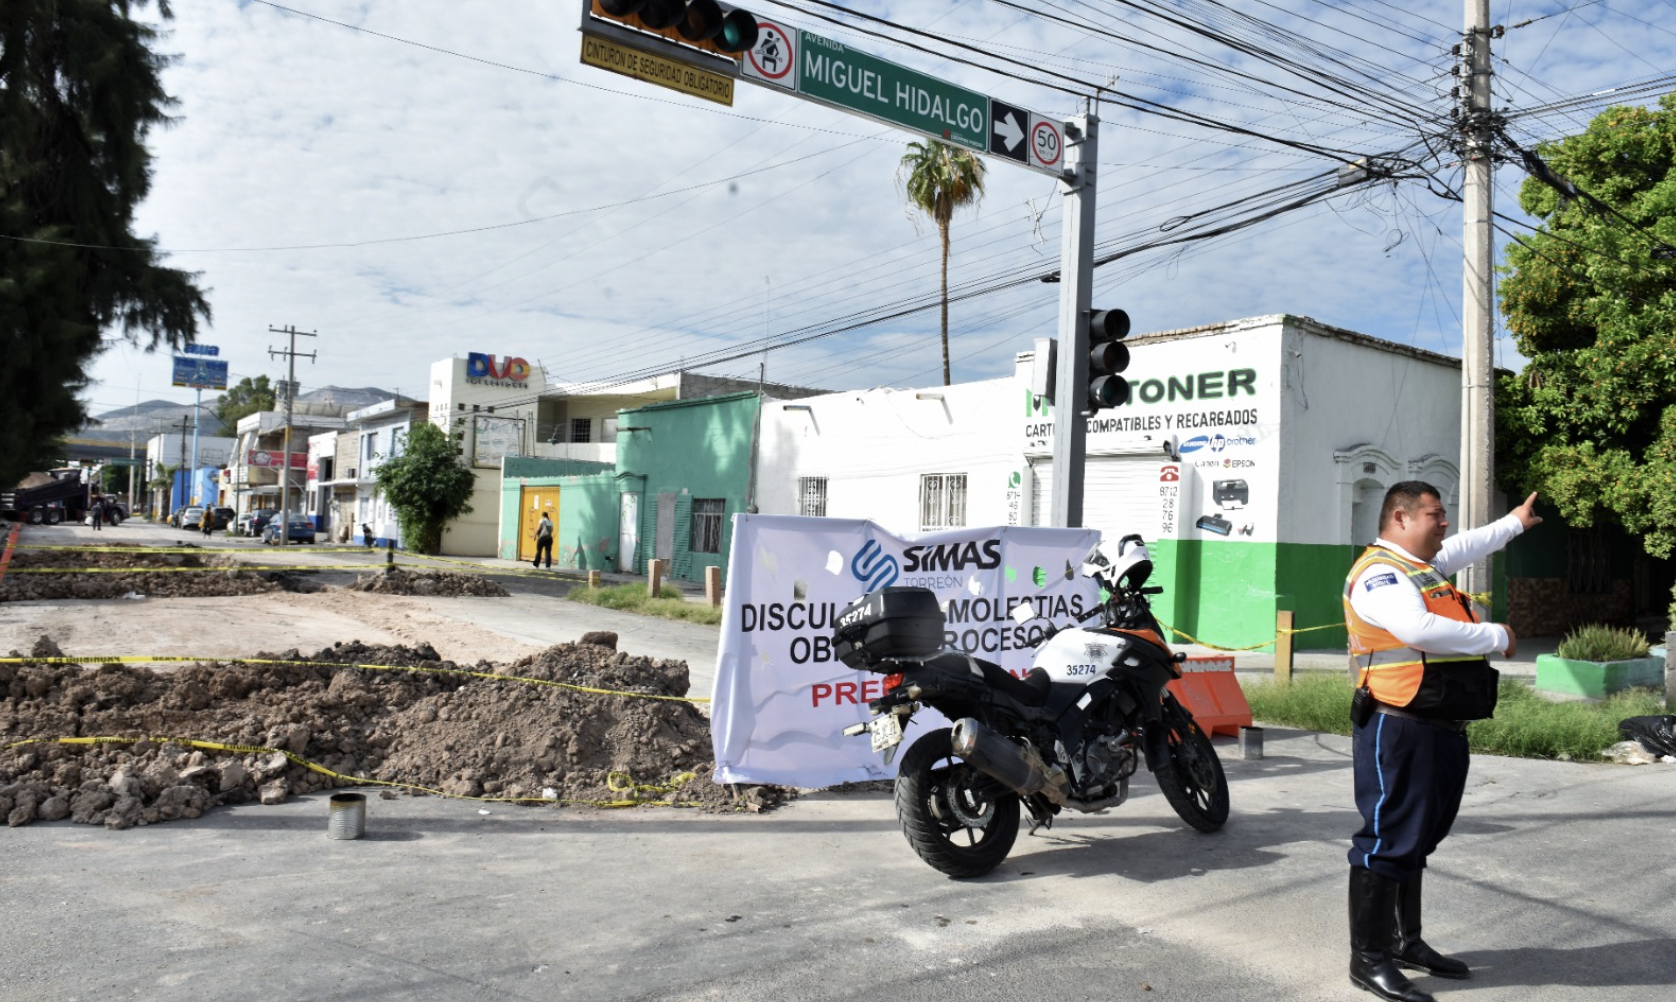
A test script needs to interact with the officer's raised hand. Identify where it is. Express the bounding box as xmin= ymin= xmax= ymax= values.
xmin=1511 ymin=492 xmax=1542 ymax=530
